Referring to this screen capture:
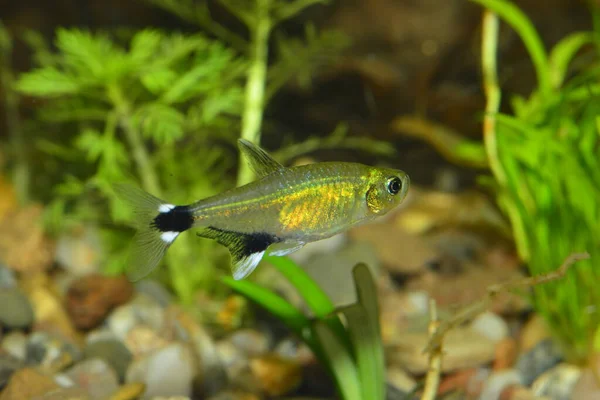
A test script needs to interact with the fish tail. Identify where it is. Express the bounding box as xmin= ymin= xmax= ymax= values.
xmin=114 ymin=183 xmax=194 ymax=281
